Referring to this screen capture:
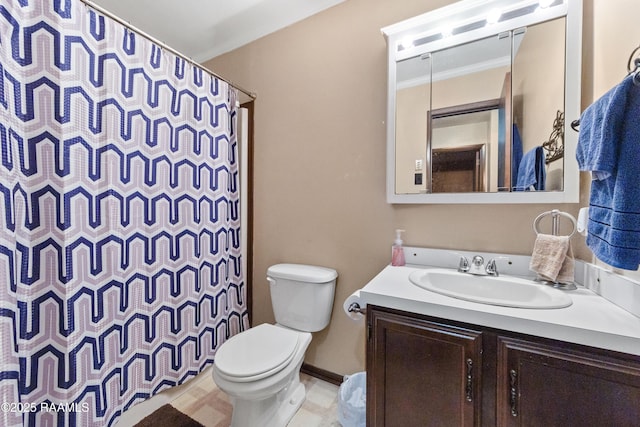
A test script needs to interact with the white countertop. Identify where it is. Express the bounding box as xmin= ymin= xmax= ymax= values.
xmin=359 ymin=263 xmax=640 ymax=356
